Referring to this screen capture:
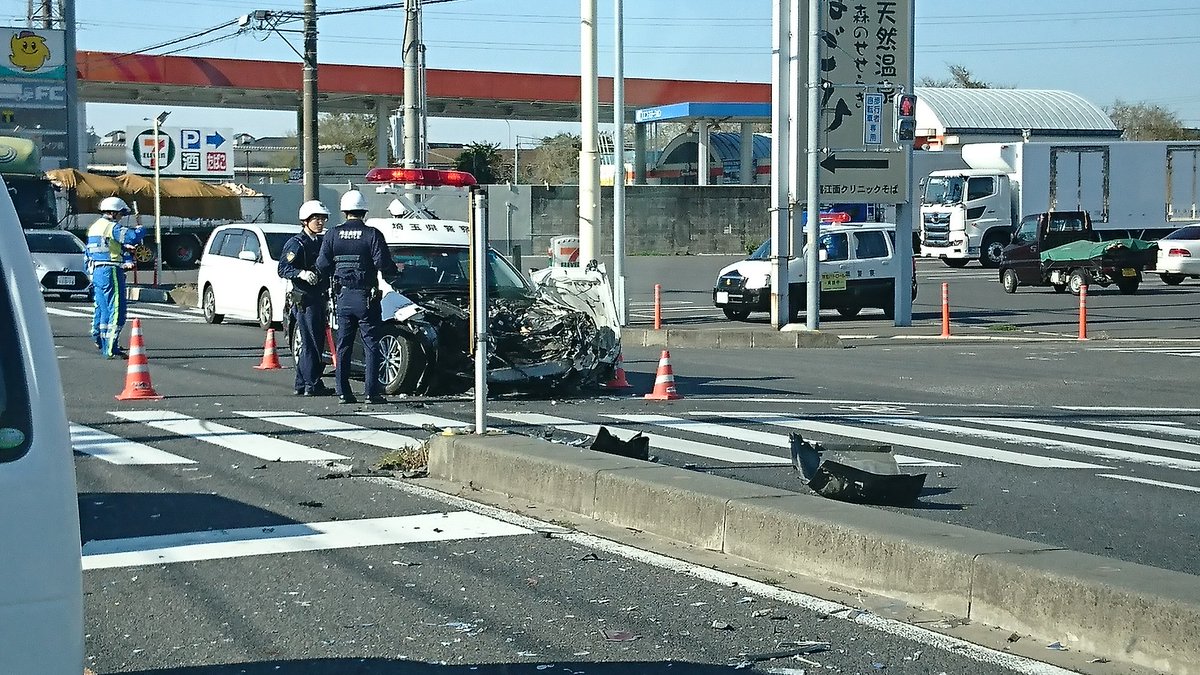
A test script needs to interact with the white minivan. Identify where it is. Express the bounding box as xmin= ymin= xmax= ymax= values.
xmin=0 ymin=179 xmax=85 ymax=674
xmin=197 ymin=223 xmax=300 ymax=329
